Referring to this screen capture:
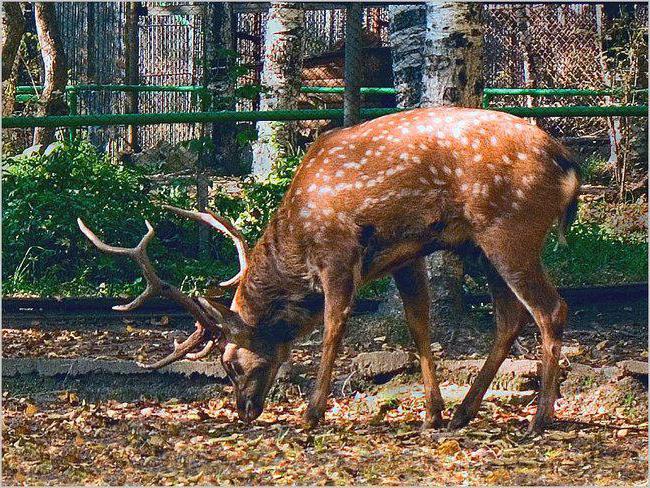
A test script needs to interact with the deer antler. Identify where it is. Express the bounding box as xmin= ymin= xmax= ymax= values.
xmin=162 ymin=205 xmax=249 ymax=287
xmin=77 ymin=218 xmax=252 ymax=369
